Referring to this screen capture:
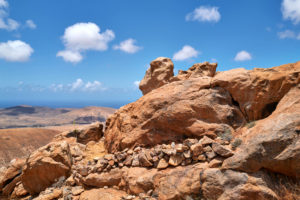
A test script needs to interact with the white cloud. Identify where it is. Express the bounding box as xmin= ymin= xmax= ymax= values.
xmin=25 ymin=20 xmax=36 ymax=29
xmin=57 ymin=50 xmax=83 ymax=63
xmin=0 ymin=18 xmax=19 ymax=31
xmin=234 ymin=51 xmax=252 ymax=62
xmin=113 ymin=38 xmax=142 ymax=53
xmin=278 ymin=29 xmax=300 ymax=40
xmin=0 ymin=40 xmax=33 ymax=62
xmin=173 ymin=45 xmax=199 ymax=61
xmin=70 ymin=78 xmax=84 ymax=91
xmin=57 ymin=22 xmax=115 ymax=63
xmin=50 ymin=79 xmax=105 ymax=92
xmin=83 ymin=81 xmax=103 ymax=91
xmin=282 ymin=0 xmax=300 ymax=24
xmin=186 ymin=6 xmax=221 ymax=23
xmin=134 ymin=80 xmax=140 ymax=87
xmin=0 ymin=0 xmax=8 ymax=8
